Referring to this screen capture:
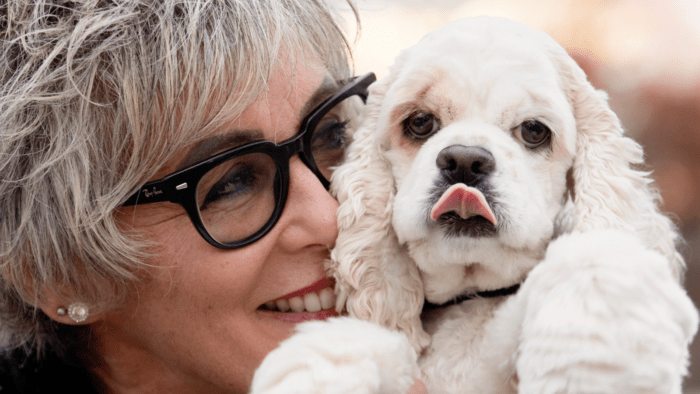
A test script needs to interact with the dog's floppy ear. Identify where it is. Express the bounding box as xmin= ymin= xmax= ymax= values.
xmin=552 ymin=48 xmax=685 ymax=281
xmin=328 ymin=74 xmax=431 ymax=352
